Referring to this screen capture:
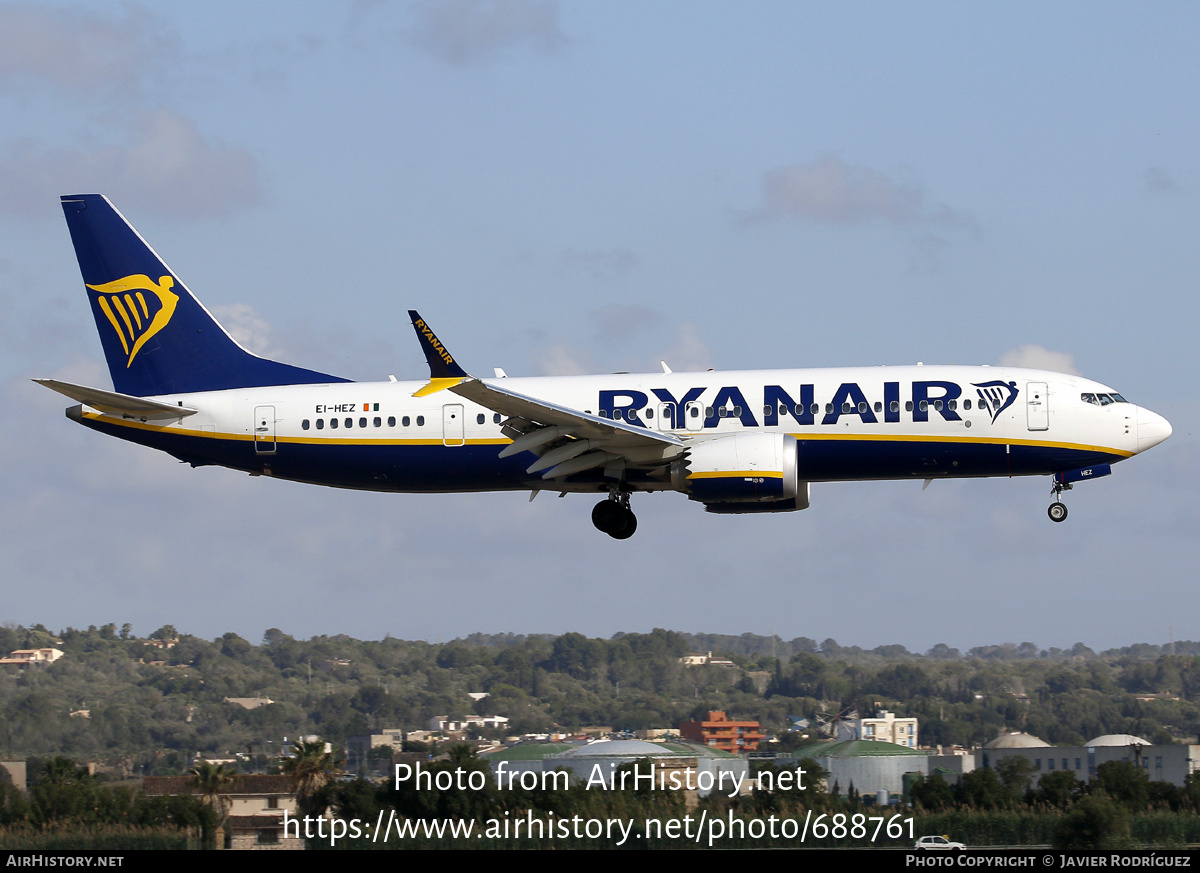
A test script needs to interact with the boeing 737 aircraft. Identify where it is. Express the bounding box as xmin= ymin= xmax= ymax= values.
xmin=39 ymin=195 xmax=1172 ymax=538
